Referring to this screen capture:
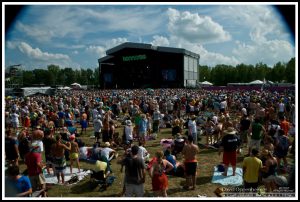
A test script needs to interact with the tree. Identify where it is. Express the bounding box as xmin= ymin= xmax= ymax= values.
xmin=285 ymin=57 xmax=295 ymax=83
